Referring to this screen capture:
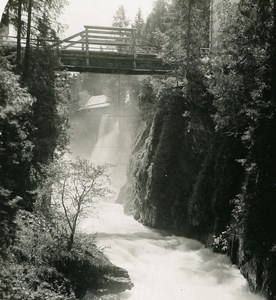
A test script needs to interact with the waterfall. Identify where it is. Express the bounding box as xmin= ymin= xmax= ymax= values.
xmin=90 ymin=113 xmax=131 ymax=200
xmin=90 ymin=114 xmax=120 ymax=164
